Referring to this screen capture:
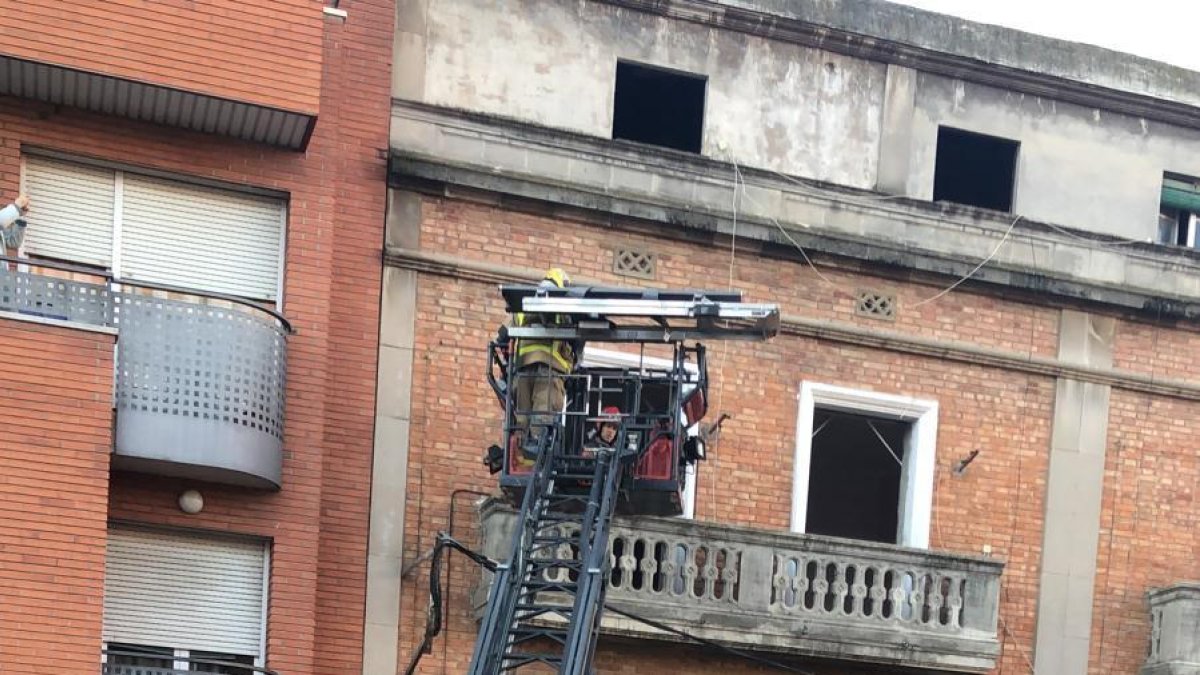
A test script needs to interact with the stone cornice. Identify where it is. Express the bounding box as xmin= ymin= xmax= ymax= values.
xmin=386 ymin=246 xmax=1200 ymax=403
xmin=600 ymin=0 xmax=1200 ymax=130
xmin=391 ymin=100 xmax=1200 ymax=321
